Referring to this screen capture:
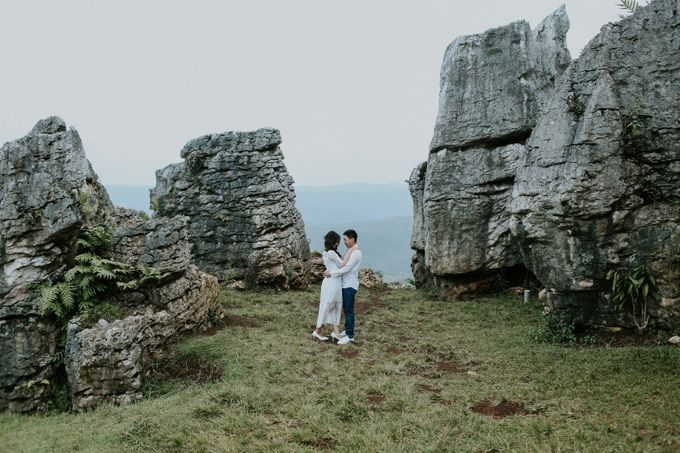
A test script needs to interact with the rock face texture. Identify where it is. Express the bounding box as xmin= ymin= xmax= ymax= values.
xmin=430 ymin=6 xmax=571 ymax=152
xmin=65 ymin=264 xmax=219 ymax=410
xmin=413 ymin=0 xmax=680 ymax=328
xmin=510 ymin=0 xmax=680 ymax=327
xmin=0 ymin=117 xmax=113 ymax=411
xmin=410 ymin=7 xmax=571 ymax=296
xmin=151 ymin=128 xmax=310 ymax=288
xmin=1 ymin=118 xmax=220 ymax=412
